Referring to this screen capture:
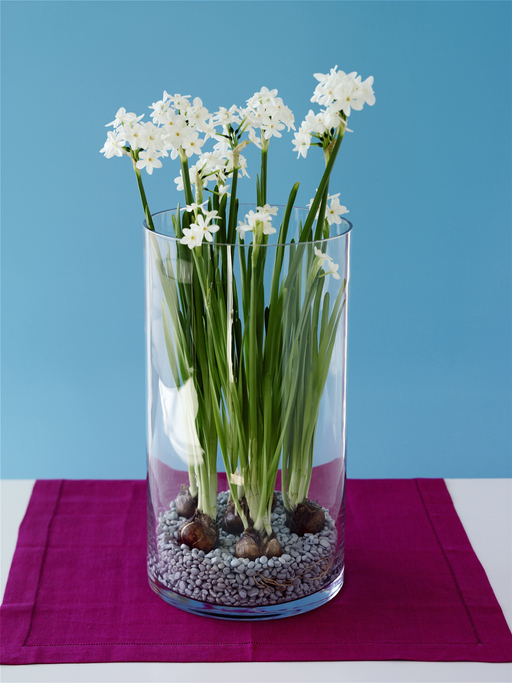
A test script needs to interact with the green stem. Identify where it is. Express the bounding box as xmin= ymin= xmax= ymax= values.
xmin=260 ymin=146 xmax=268 ymax=206
xmin=132 ymin=156 xmax=155 ymax=232
xmin=179 ymin=150 xmax=195 ymax=207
